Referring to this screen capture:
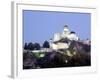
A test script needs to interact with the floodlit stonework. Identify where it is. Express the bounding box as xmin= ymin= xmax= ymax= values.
xmin=50 ymin=25 xmax=79 ymax=50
